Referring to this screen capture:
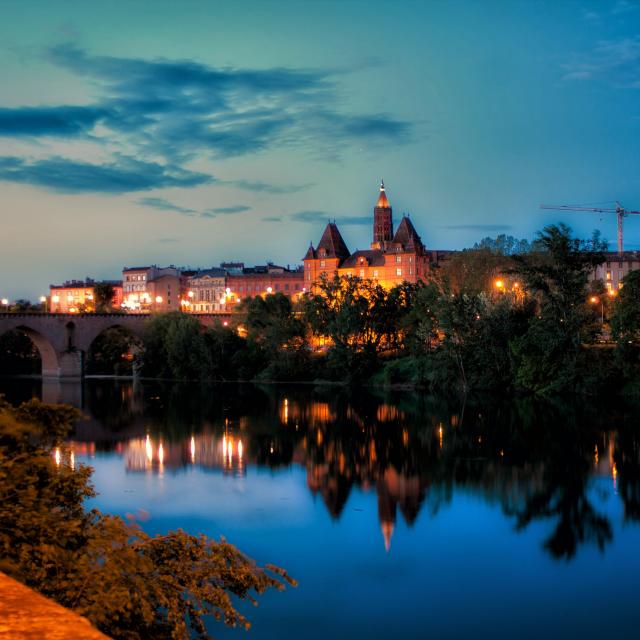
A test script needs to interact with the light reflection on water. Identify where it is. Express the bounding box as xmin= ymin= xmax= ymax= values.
xmin=5 ymin=378 xmax=640 ymax=639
